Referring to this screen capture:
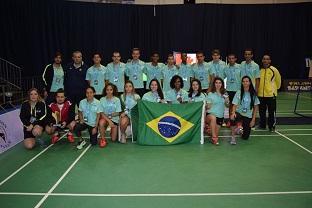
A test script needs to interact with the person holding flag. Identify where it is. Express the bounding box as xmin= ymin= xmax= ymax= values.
xmin=165 ymin=75 xmax=188 ymax=104
xmin=188 ymin=79 xmax=206 ymax=102
xmin=142 ymin=79 xmax=165 ymax=103
xmin=119 ymin=81 xmax=141 ymax=143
